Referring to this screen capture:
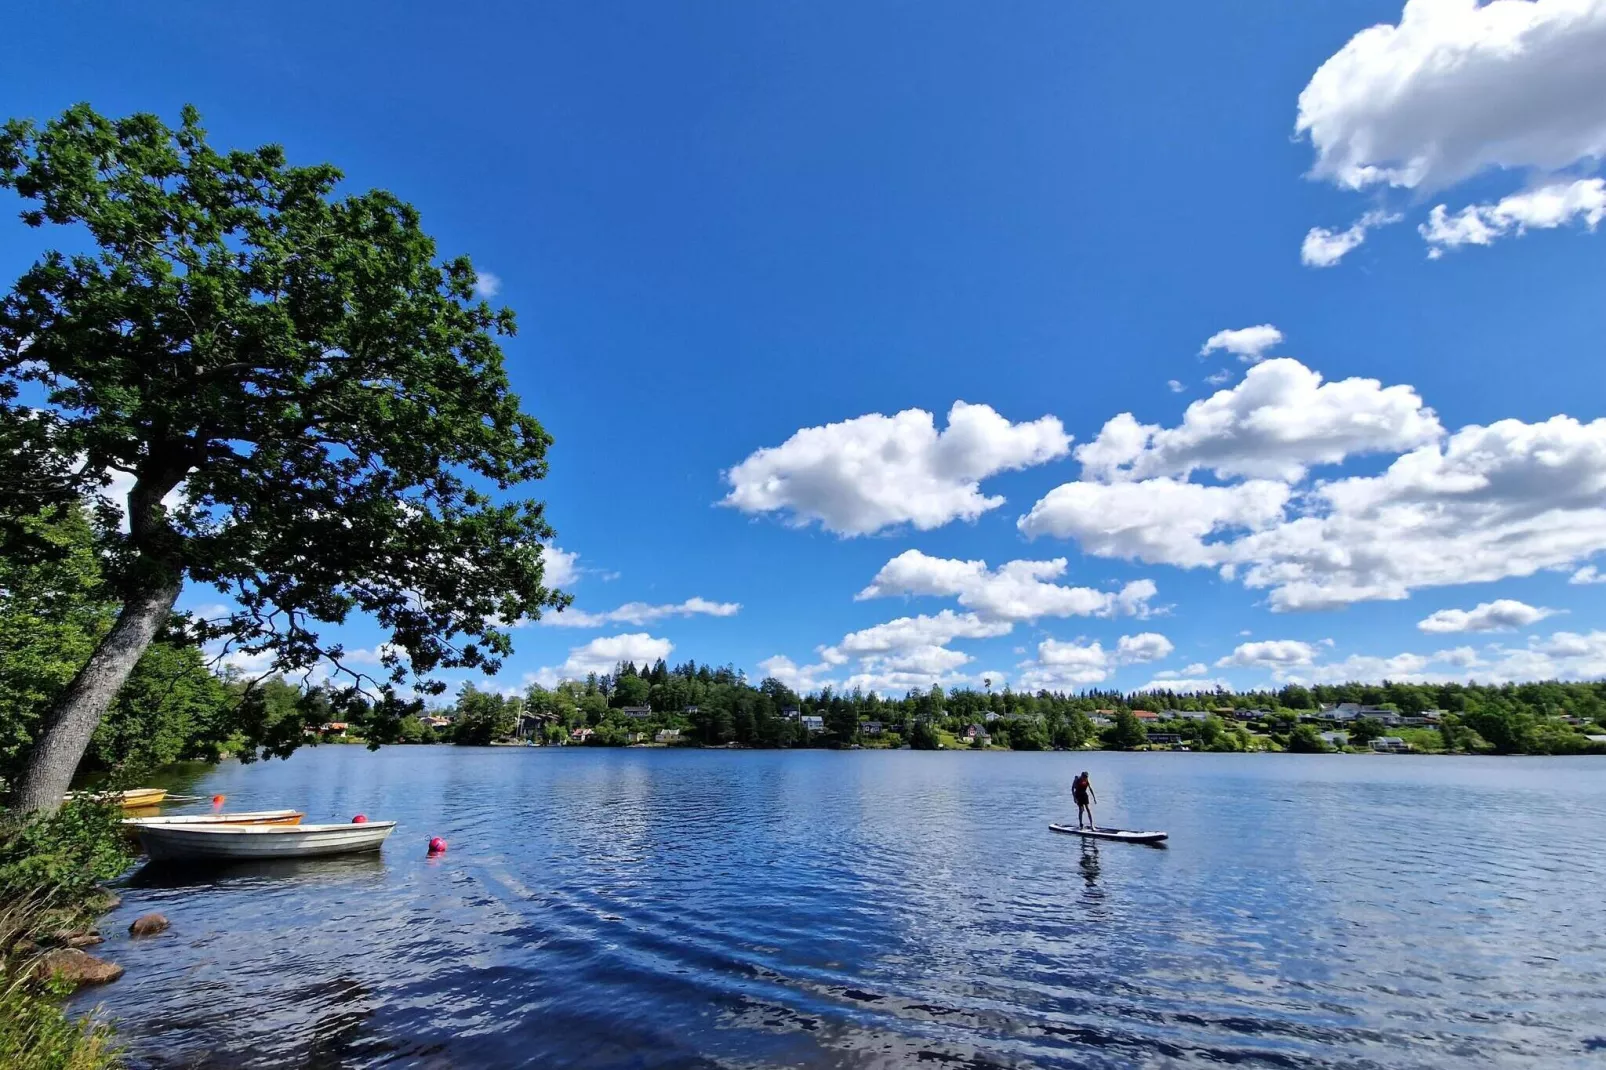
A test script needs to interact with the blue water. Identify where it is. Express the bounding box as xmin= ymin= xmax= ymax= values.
xmin=79 ymin=746 xmax=1606 ymax=1068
